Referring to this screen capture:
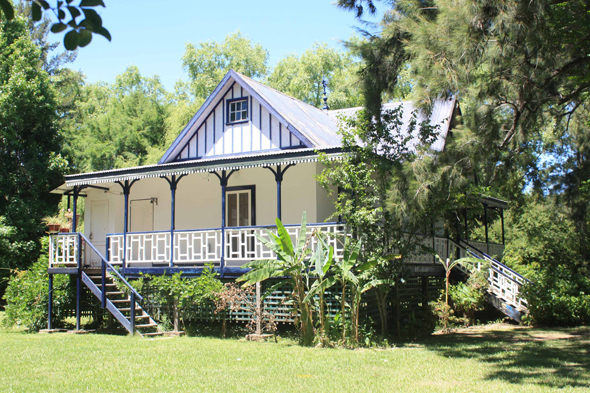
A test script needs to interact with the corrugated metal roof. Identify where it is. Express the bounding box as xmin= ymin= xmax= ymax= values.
xmin=238 ymin=74 xmax=342 ymax=147
xmin=159 ymin=70 xmax=456 ymax=163
xmin=328 ymin=97 xmax=456 ymax=152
